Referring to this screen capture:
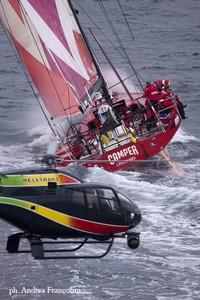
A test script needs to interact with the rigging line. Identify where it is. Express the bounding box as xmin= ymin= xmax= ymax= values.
xmin=68 ymin=0 xmax=112 ymax=109
xmin=97 ymin=0 xmax=124 ymax=53
xmin=43 ymin=45 xmax=78 ymax=128
xmin=73 ymin=0 xmax=137 ymax=74
xmin=63 ymin=0 xmax=95 ymax=116
xmin=74 ymin=0 xmax=144 ymax=95
xmin=69 ymin=0 xmax=110 ymax=99
xmin=97 ymin=0 xmax=134 ymax=70
xmin=118 ymin=0 xmax=151 ymax=81
xmin=74 ymin=0 xmax=126 ymax=61
xmin=64 ymin=1 xmax=101 ymax=107
xmin=0 ymin=3 xmax=59 ymax=141
xmin=51 ymin=3 xmax=86 ymax=131
xmin=18 ymin=2 xmax=70 ymax=125
xmin=109 ymin=73 xmax=136 ymax=90
xmin=98 ymin=0 xmax=140 ymax=88
xmin=117 ymin=0 xmax=145 ymax=89
xmin=88 ymin=3 xmax=134 ymax=98
xmin=65 ymin=83 xmax=74 ymax=128
xmin=97 ymin=1 xmax=130 ymax=60
xmin=89 ymin=28 xmax=133 ymax=100
xmin=0 ymin=5 xmax=30 ymax=84
xmin=74 ymin=0 xmax=147 ymax=92
xmin=98 ymin=0 xmax=145 ymax=90
xmin=108 ymin=68 xmax=146 ymax=91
